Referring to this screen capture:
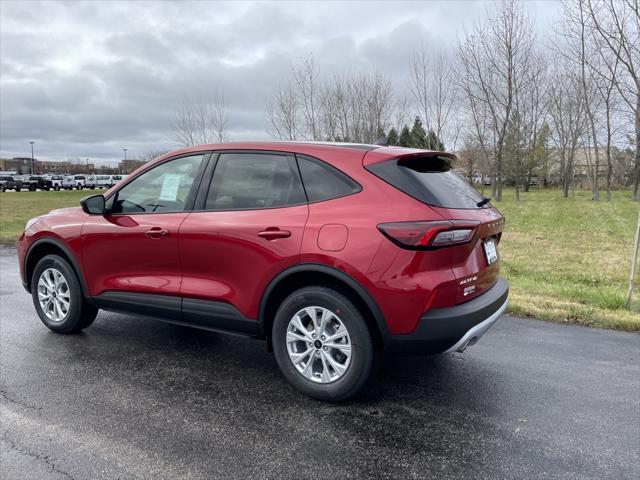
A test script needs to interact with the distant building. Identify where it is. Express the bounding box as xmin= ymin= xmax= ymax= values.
xmin=0 ymin=158 xmax=20 ymax=173
xmin=118 ymin=159 xmax=146 ymax=174
xmin=0 ymin=157 xmax=34 ymax=174
xmin=37 ymin=160 xmax=95 ymax=174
